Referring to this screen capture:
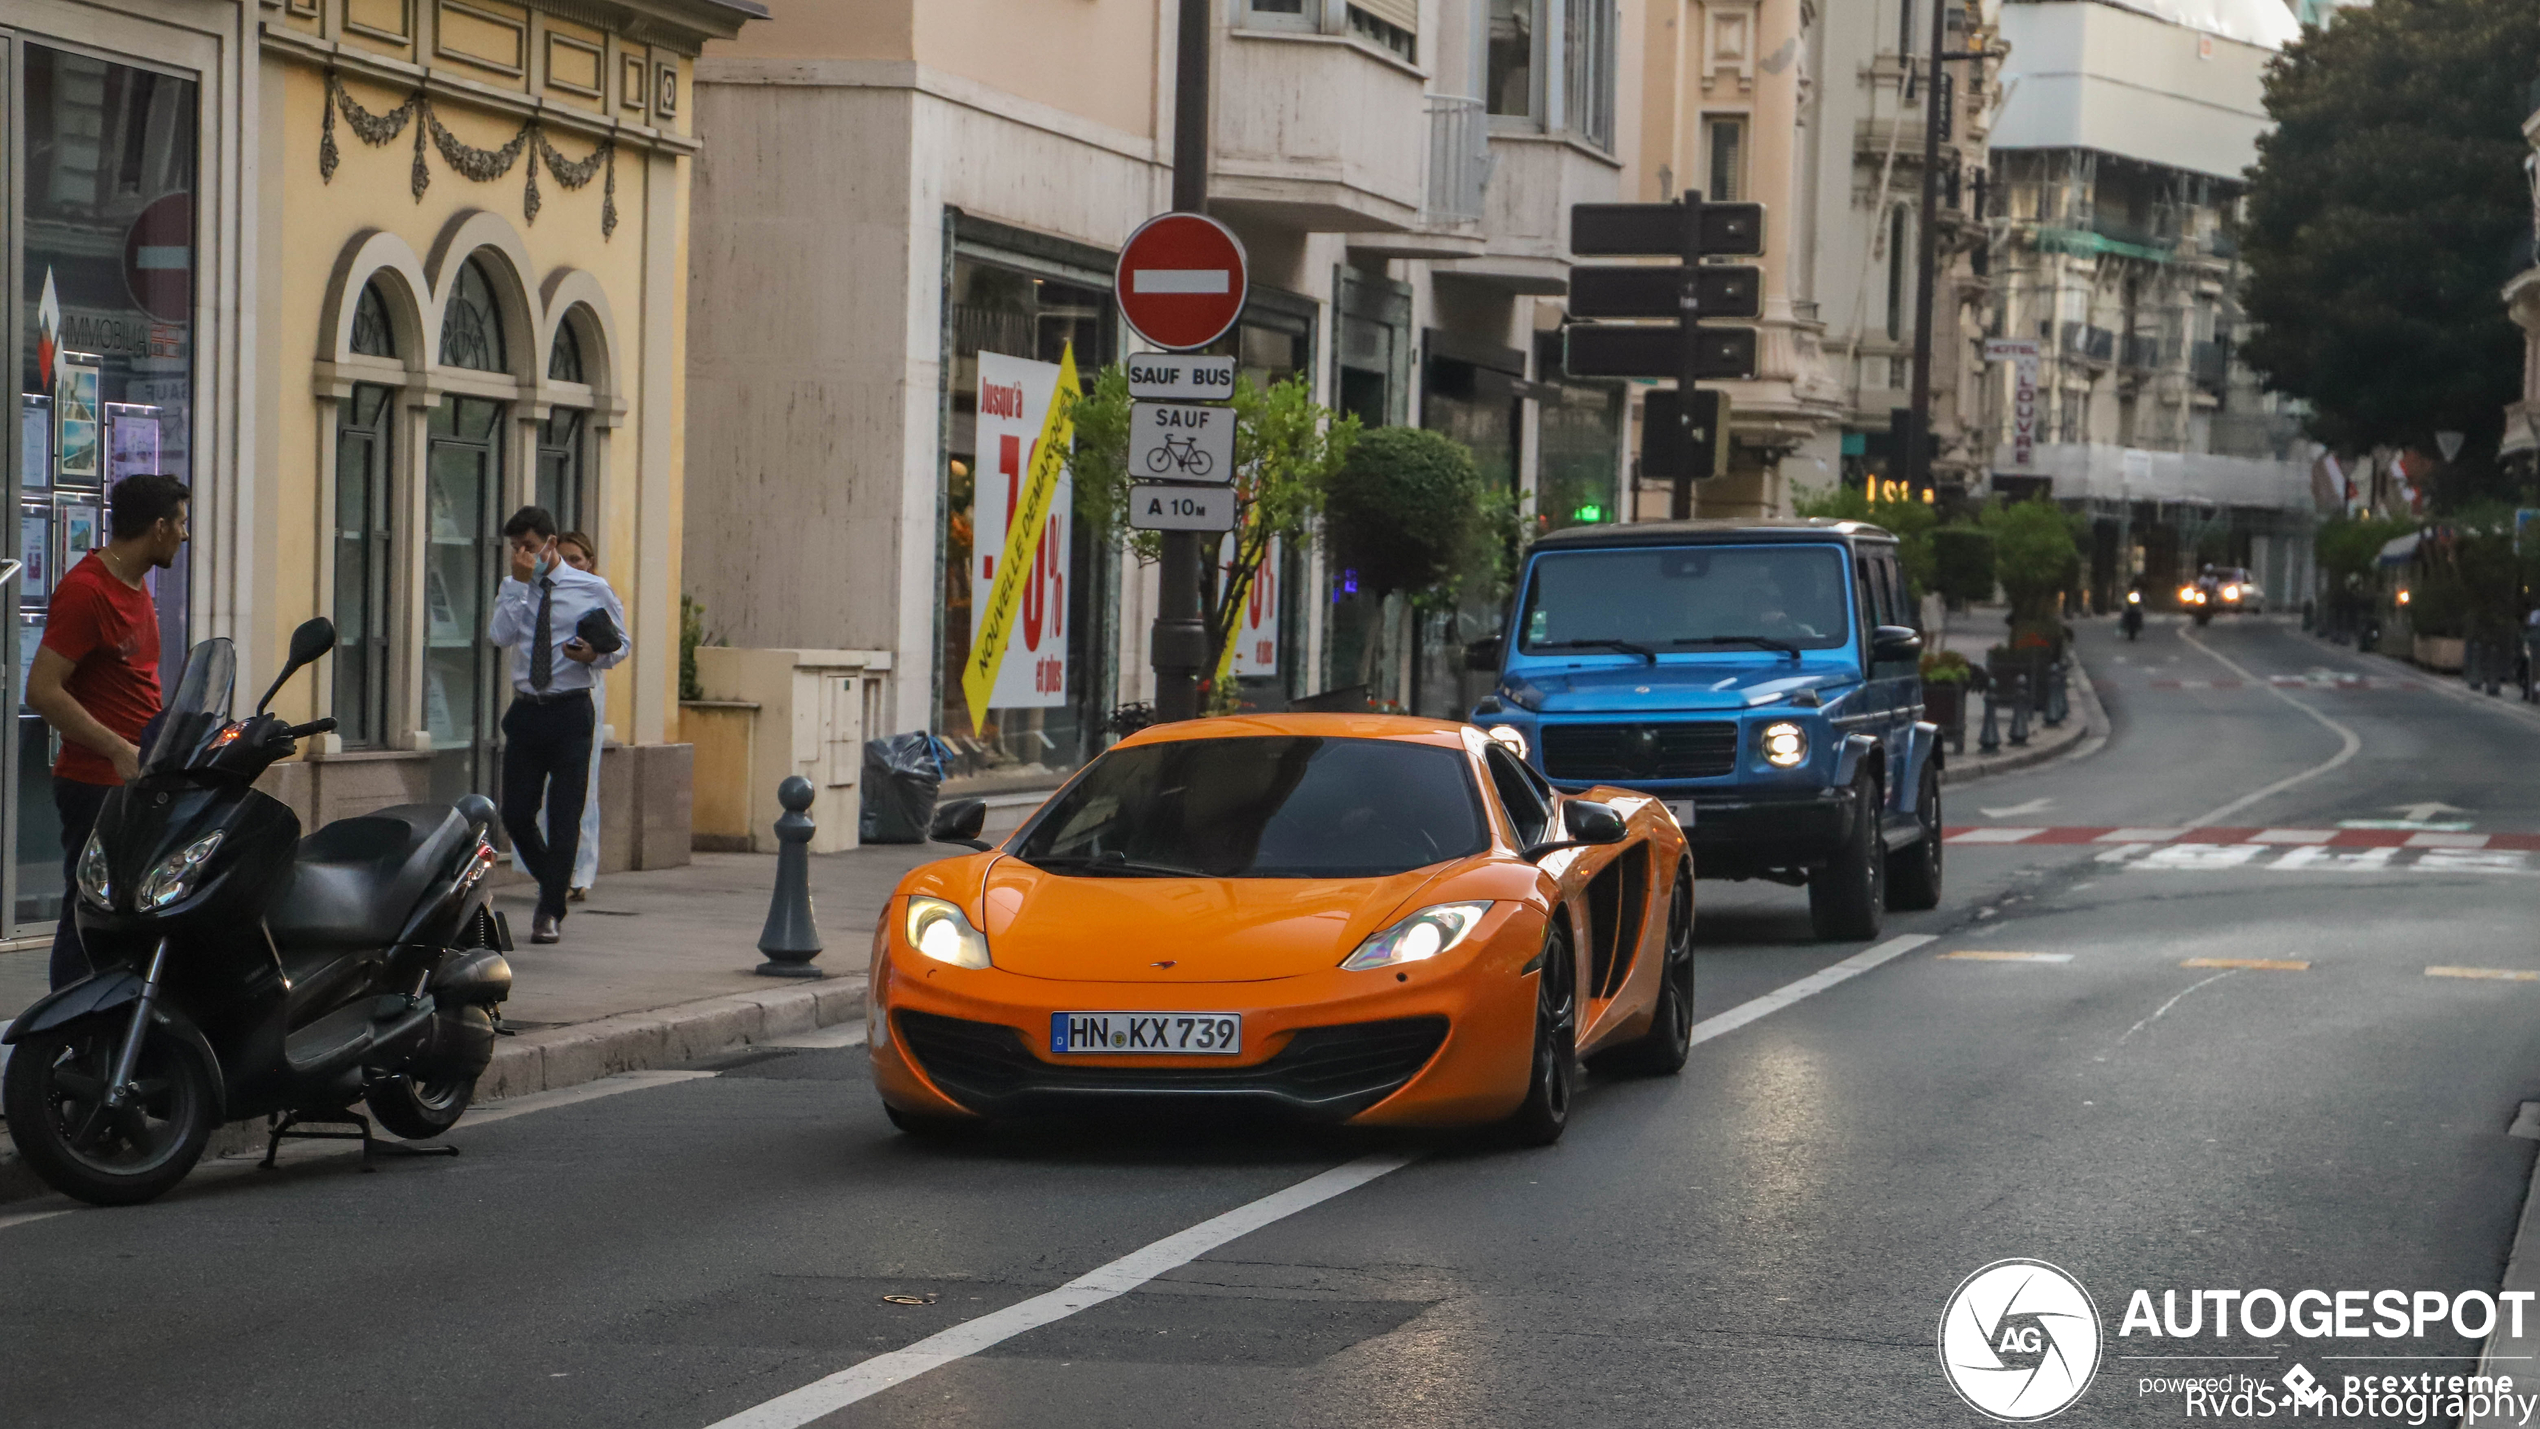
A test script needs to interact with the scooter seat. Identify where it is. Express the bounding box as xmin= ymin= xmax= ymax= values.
xmin=267 ymin=804 xmax=473 ymax=949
